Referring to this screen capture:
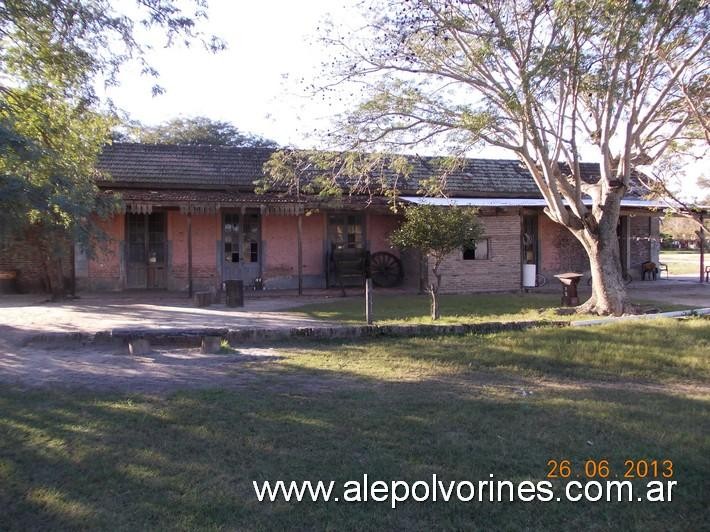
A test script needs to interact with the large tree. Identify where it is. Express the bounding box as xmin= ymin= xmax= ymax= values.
xmin=308 ymin=0 xmax=708 ymax=315
xmin=0 ymin=0 xmax=223 ymax=296
xmin=129 ymin=116 xmax=278 ymax=147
